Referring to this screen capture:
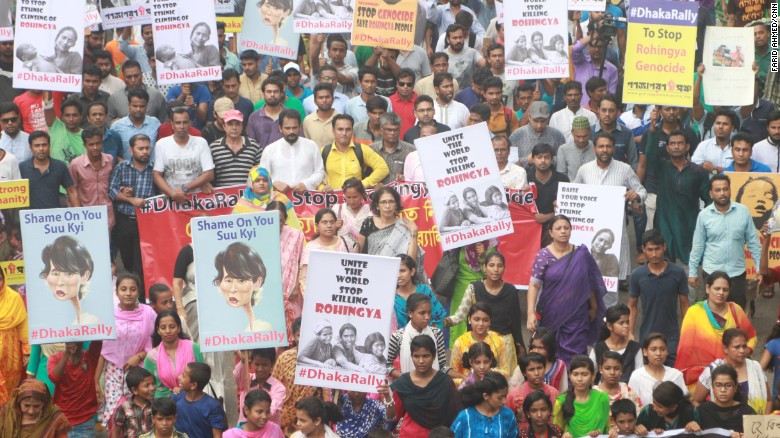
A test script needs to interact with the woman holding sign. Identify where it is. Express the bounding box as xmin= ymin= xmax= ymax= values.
xmin=300 ymin=208 xmax=354 ymax=293
xmin=526 ymin=215 xmax=607 ymax=365
xmin=267 ymin=201 xmax=305 ymax=342
xmin=358 ymin=187 xmax=426 ymax=283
